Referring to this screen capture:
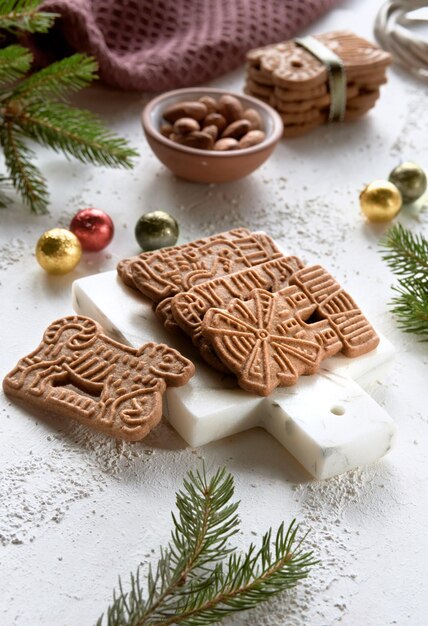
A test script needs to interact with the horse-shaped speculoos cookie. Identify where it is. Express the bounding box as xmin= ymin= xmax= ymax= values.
xmin=3 ymin=315 xmax=194 ymax=441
